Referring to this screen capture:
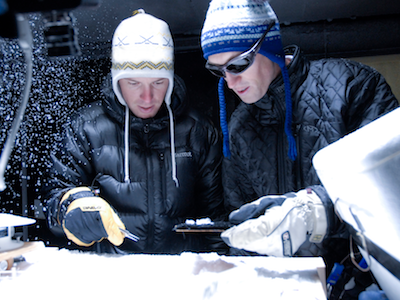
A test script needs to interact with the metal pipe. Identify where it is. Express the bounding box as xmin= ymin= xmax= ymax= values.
xmin=0 ymin=13 xmax=33 ymax=191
